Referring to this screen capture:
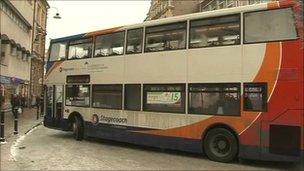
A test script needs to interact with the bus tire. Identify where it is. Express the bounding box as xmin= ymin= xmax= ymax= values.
xmin=203 ymin=128 xmax=238 ymax=163
xmin=72 ymin=116 xmax=84 ymax=141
